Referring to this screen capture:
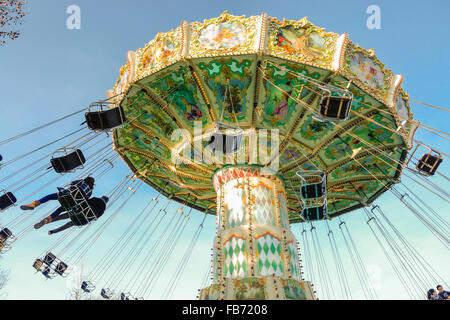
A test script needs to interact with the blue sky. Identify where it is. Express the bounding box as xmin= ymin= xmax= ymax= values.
xmin=0 ymin=0 xmax=449 ymax=300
